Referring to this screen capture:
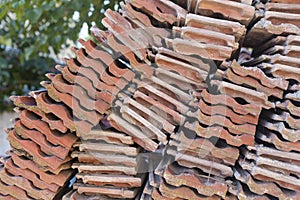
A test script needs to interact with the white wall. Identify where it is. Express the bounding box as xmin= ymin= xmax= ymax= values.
xmin=0 ymin=112 xmax=16 ymax=156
